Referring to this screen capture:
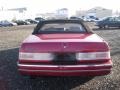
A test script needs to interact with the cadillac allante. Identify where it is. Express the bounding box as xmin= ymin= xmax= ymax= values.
xmin=18 ymin=19 xmax=112 ymax=77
